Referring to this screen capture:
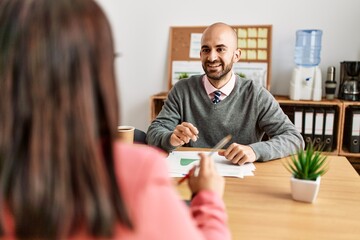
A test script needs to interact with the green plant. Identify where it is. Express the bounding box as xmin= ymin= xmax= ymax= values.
xmin=235 ymin=72 xmax=246 ymax=78
xmin=178 ymin=72 xmax=189 ymax=80
xmin=283 ymin=142 xmax=329 ymax=181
